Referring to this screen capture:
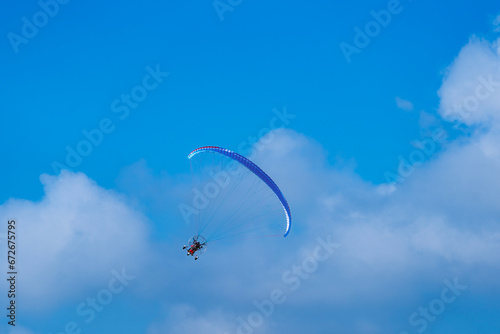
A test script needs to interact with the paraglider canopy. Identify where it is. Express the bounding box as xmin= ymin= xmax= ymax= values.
xmin=188 ymin=146 xmax=292 ymax=237
xmin=182 ymin=146 xmax=292 ymax=260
